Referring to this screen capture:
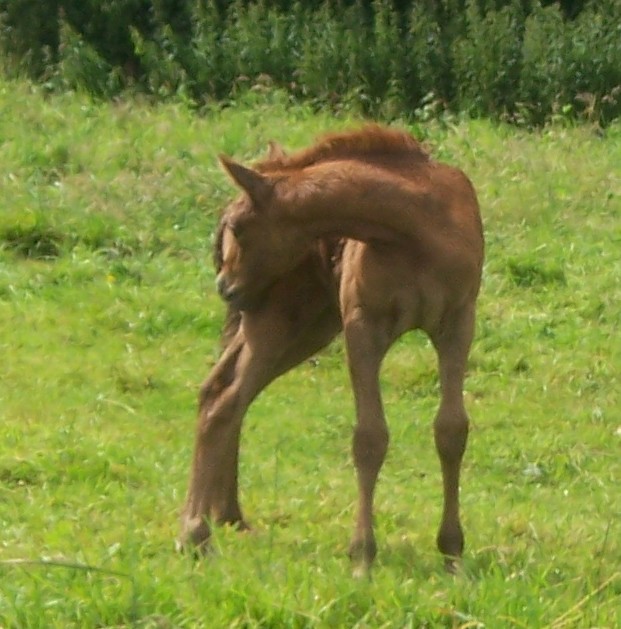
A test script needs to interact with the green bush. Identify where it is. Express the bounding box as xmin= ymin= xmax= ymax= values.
xmin=518 ymin=0 xmax=621 ymax=124
xmin=562 ymin=0 xmax=621 ymax=122
xmin=0 ymin=0 xmax=60 ymax=78
xmin=453 ymin=0 xmax=526 ymax=117
xmin=406 ymin=2 xmax=454 ymax=110
xmin=1 ymin=0 xmax=619 ymax=124
xmin=297 ymin=2 xmax=358 ymax=103
xmin=519 ymin=2 xmax=567 ymax=124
